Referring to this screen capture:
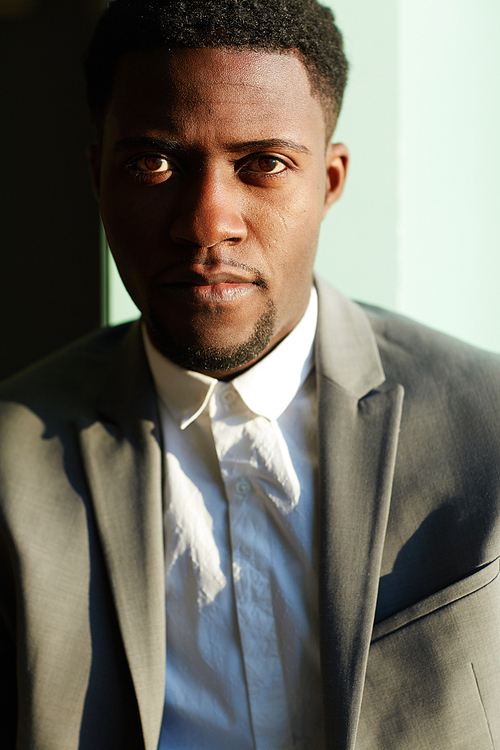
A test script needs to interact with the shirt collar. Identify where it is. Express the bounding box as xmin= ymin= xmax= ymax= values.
xmin=143 ymin=286 xmax=318 ymax=428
